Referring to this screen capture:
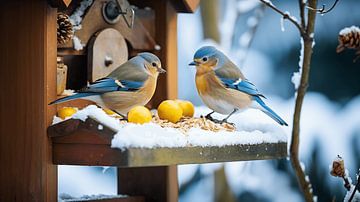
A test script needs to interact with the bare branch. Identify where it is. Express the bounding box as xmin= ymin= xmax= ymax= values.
xmin=238 ymin=5 xmax=266 ymax=67
xmin=259 ymin=0 xmax=305 ymax=35
xmin=349 ymin=171 xmax=360 ymax=202
xmin=290 ymin=0 xmax=318 ymax=201
xmin=306 ymin=0 xmax=339 ymax=14
xmin=299 ymin=0 xmax=306 ymax=29
xmin=258 ymin=0 xmax=318 ymax=201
